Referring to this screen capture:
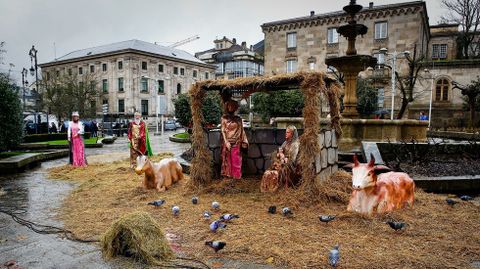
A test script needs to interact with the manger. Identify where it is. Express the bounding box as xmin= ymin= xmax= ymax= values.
xmin=189 ymin=72 xmax=343 ymax=197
